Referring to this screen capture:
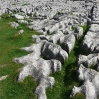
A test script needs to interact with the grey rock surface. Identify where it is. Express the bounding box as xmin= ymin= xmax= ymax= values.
xmin=9 ymin=22 xmax=19 ymax=28
xmin=89 ymin=24 xmax=99 ymax=32
xmin=70 ymin=2 xmax=99 ymax=99
xmin=71 ymin=64 xmax=99 ymax=99
xmin=15 ymin=58 xmax=61 ymax=99
xmin=81 ymin=3 xmax=99 ymax=54
xmin=18 ymin=29 xmax=24 ymax=34
xmin=17 ymin=20 xmax=28 ymax=24
xmin=19 ymin=40 xmax=68 ymax=63
xmin=32 ymin=31 xmax=64 ymax=44
xmin=59 ymin=34 xmax=76 ymax=53
xmin=77 ymin=53 xmax=99 ymax=67
xmin=70 ymin=80 xmax=96 ymax=99
xmin=41 ymin=41 xmax=68 ymax=63
xmin=14 ymin=14 xmax=25 ymax=20
xmin=81 ymin=30 xmax=99 ymax=54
